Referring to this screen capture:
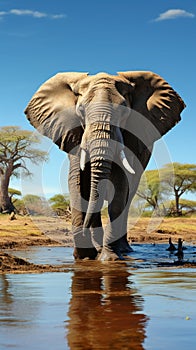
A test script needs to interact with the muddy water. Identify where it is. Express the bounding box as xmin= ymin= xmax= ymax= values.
xmin=0 ymin=246 xmax=196 ymax=350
